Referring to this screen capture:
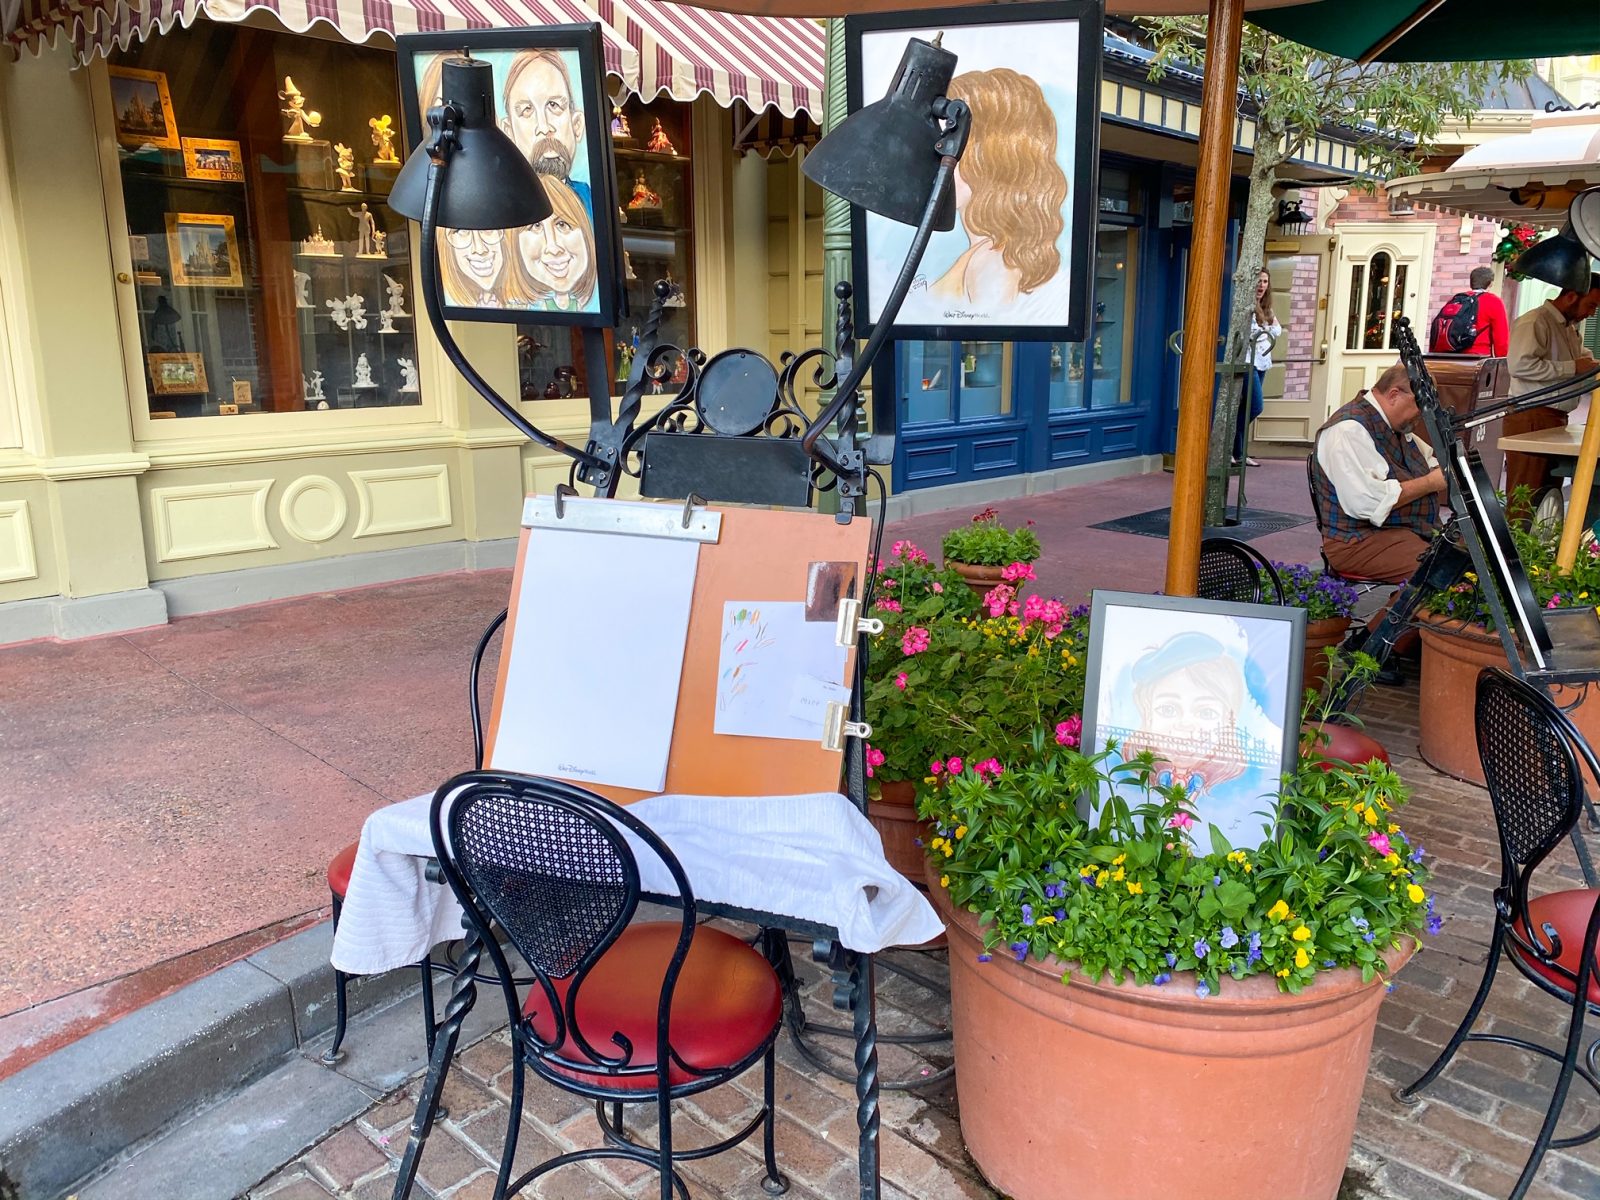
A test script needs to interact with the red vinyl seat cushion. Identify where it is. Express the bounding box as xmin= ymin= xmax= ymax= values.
xmin=1510 ymin=888 xmax=1600 ymax=1006
xmin=1305 ymin=722 xmax=1390 ymax=769
xmin=327 ymin=841 xmax=359 ymax=897
xmin=522 ymin=922 xmax=782 ymax=1091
